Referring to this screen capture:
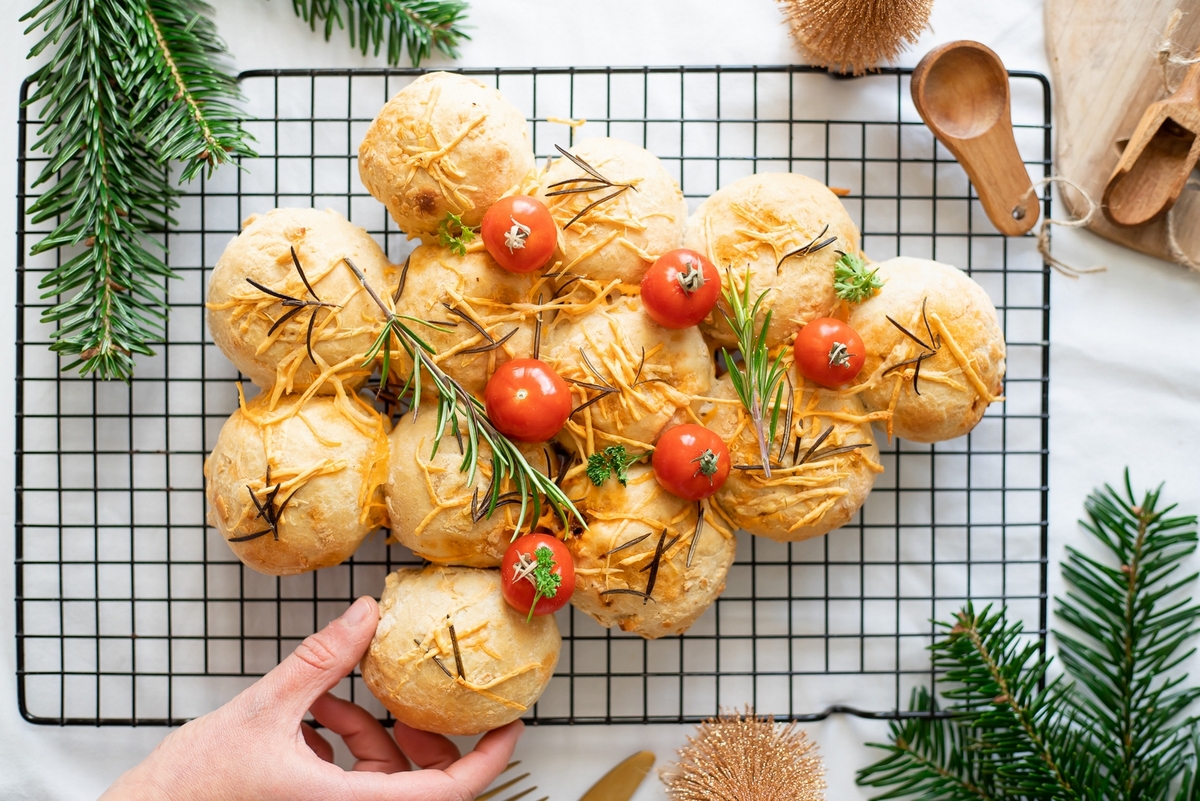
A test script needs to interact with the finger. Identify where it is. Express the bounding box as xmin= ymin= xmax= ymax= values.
xmin=301 ymin=722 xmax=335 ymax=763
xmin=442 ymin=720 xmax=525 ymax=797
xmin=311 ymin=693 xmax=410 ymax=773
xmin=392 ymin=720 xmax=462 ymax=770
xmin=249 ymin=596 xmax=379 ymax=720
